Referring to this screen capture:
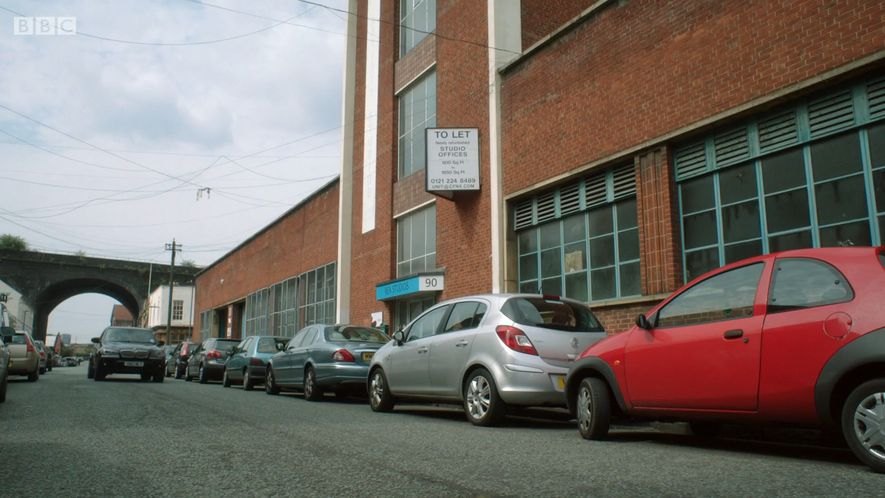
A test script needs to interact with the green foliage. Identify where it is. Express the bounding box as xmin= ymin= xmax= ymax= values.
xmin=180 ymin=259 xmax=199 ymax=268
xmin=0 ymin=234 xmax=27 ymax=251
